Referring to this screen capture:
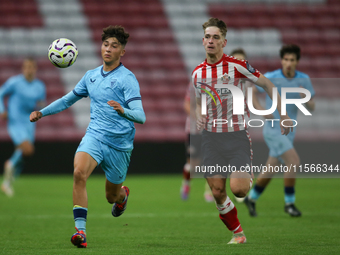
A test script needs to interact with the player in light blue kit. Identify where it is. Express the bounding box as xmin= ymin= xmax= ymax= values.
xmin=30 ymin=25 xmax=145 ymax=248
xmin=244 ymin=45 xmax=315 ymax=217
xmin=1 ymin=58 xmax=46 ymax=197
